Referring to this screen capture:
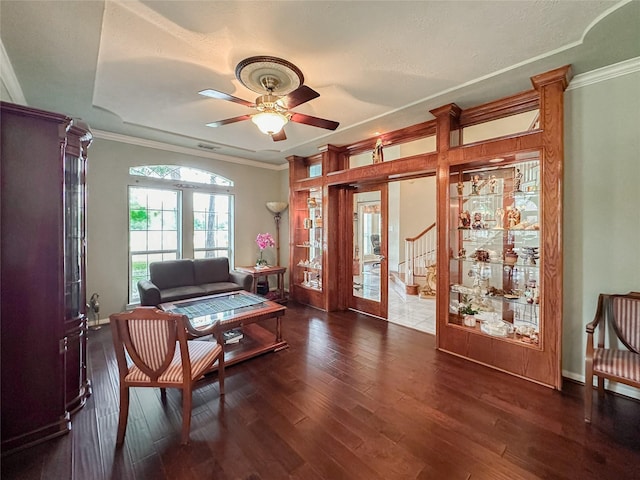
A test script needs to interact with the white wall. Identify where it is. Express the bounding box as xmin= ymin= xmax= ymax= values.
xmin=277 ymin=168 xmax=291 ymax=273
xmin=563 ymin=61 xmax=640 ymax=396
xmin=388 ymin=182 xmax=401 ymax=270
xmin=0 ymin=81 xmax=11 ymax=102
xmin=396 ymin=138 xmax=437 ymax=272
xmin=86 ymin=138 xmax=284 ymax=318
xmin=397 ymin=177 xmax=437 ymax=264
xmin=463 ymin=110 xmax=538 ymax=144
